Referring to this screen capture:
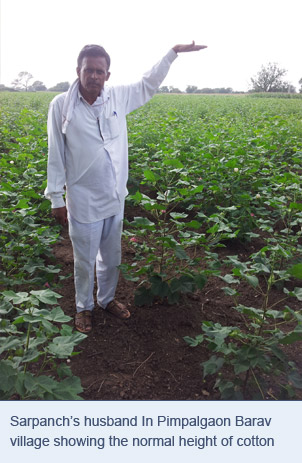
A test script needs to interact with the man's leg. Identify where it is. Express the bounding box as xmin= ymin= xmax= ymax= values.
xmin=96 ymin=208 xmax=124 ymax=309
xmin=68 ymin=214 xmax=104 ymax=313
